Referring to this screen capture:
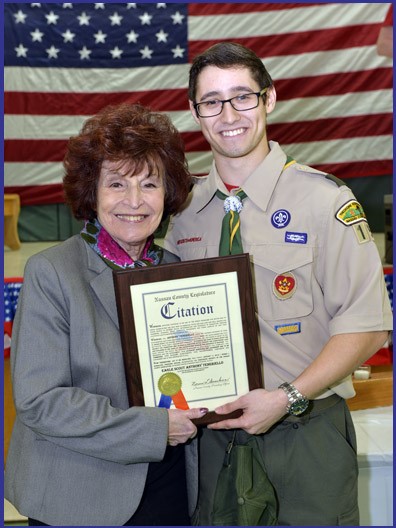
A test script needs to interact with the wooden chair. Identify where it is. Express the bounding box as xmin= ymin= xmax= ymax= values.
xmin=4 ymin=194 xmax=21 ymax=250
